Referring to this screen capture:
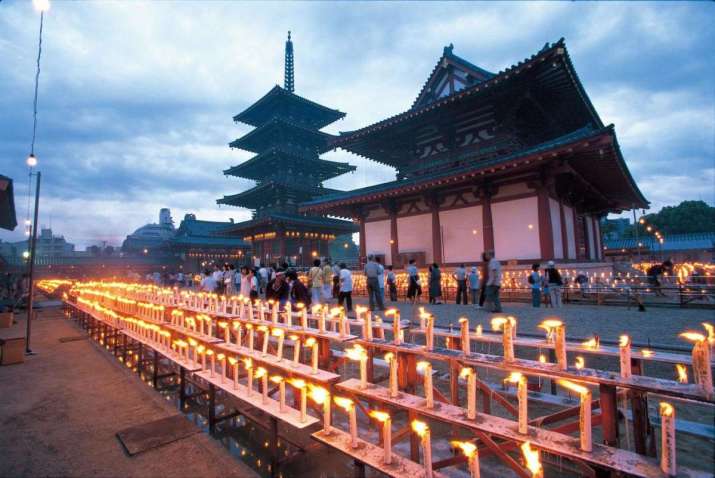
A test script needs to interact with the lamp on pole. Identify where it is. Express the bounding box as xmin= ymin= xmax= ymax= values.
xmin=25 ymin=0 xmax=50 ymax=355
